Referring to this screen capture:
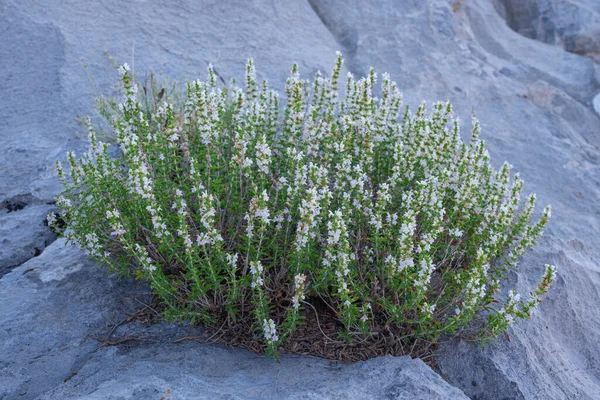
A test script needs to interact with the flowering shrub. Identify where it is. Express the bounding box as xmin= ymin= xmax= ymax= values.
xmin=52 ymin=53 xmax=555 ymax=360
